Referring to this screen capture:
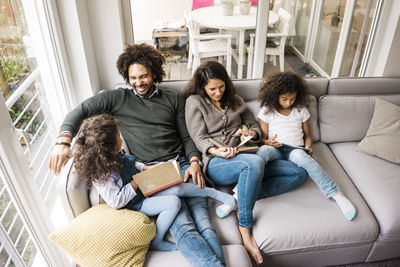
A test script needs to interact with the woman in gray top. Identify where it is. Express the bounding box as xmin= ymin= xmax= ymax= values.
xmin=184 ymin=61 xmax=307 ymax=265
